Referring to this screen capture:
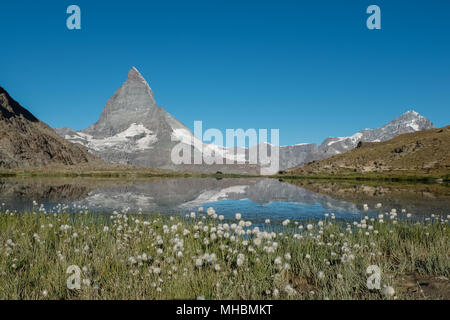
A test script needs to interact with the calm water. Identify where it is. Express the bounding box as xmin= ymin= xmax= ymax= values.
xmin=0 ymin=177 xmax=449 ymax=222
